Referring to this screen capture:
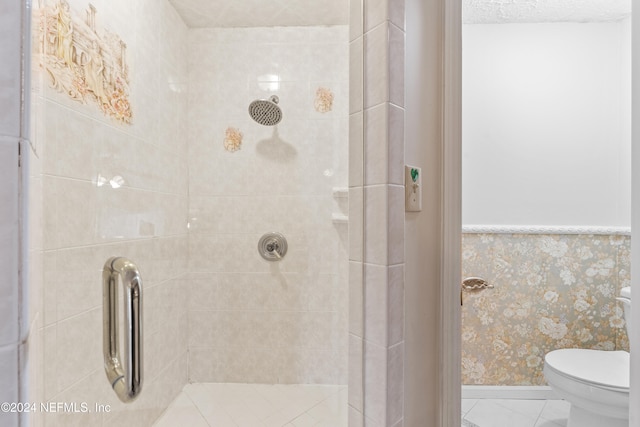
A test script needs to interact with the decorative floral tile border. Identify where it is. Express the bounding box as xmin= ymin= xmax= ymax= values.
xmin=37 ymin=0 xmax=132 ymax=124
xmin=461 ymin=233 xmax=630 ymax=385
xmin=314 ymin=87 xmax=334 ymax=113
xmin=223 ymin=127 xmax=243 ymax=152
